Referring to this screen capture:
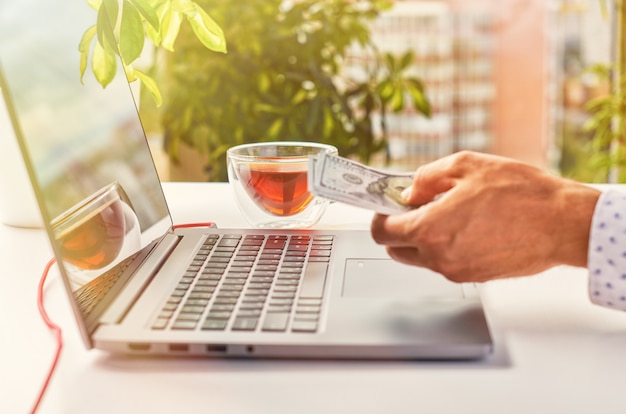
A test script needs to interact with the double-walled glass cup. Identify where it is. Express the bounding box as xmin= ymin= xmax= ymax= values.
xmin=227 ymin=141 xmax=337 ymax=228
xmin=50 ymin=182 xmax=141 ymax=288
